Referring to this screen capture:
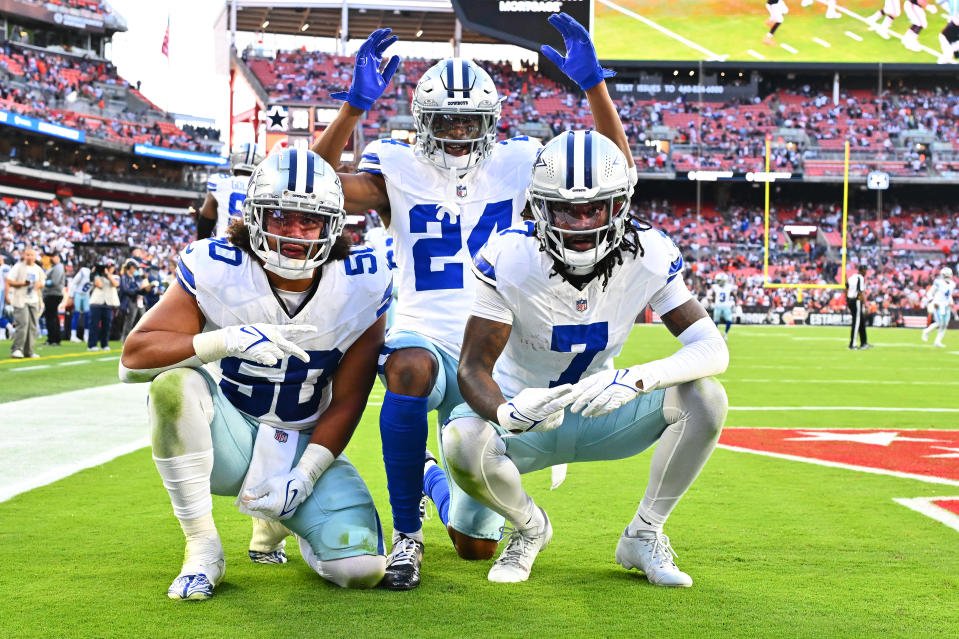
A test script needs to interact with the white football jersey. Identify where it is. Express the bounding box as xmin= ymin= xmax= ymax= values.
xmin=930 ymin=276 xmax=956 ymax=310
xmin=207 ymin=173 xmax=251 ymax=237
xmin=176 ymin=238 xmax=392 ymax=430
xmin=357 ymin=136 xmax=541 ymax=359
xmin=710 ymin=283 xmax=736 ymax=310
xmin=471 ymin=222 xmax=691 ymax=398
